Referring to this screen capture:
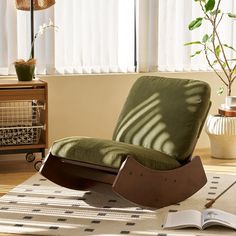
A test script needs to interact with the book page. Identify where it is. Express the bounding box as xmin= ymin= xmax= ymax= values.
xmin=202 ymin=208 xmax=236 ymax=230
xmin=163 ymin=210 xmax=202 ymax=230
